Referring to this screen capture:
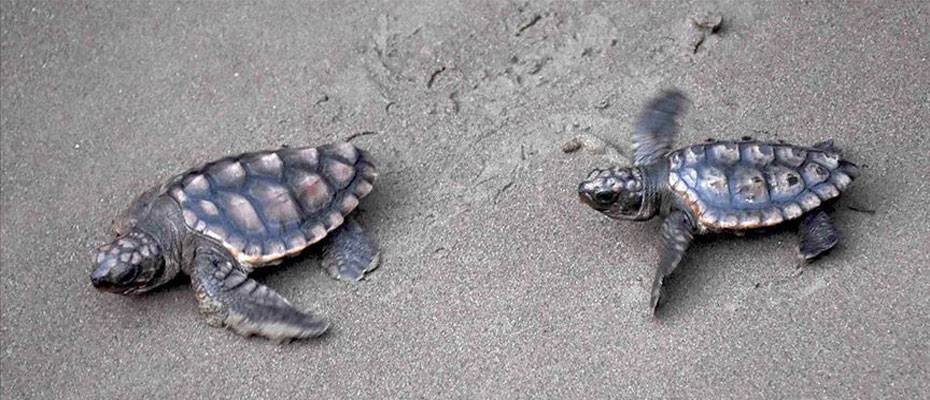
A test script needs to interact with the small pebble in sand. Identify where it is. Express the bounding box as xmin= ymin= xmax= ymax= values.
xmin=561 ymin=134 xmax=628 ymax=165
xmin=561 ymin=137 xmax=583 ymax=153
xmin=691 ymin=12 xmax=723 ymax=30
xmin=685 ymin=12 xmax=723 ymax=54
